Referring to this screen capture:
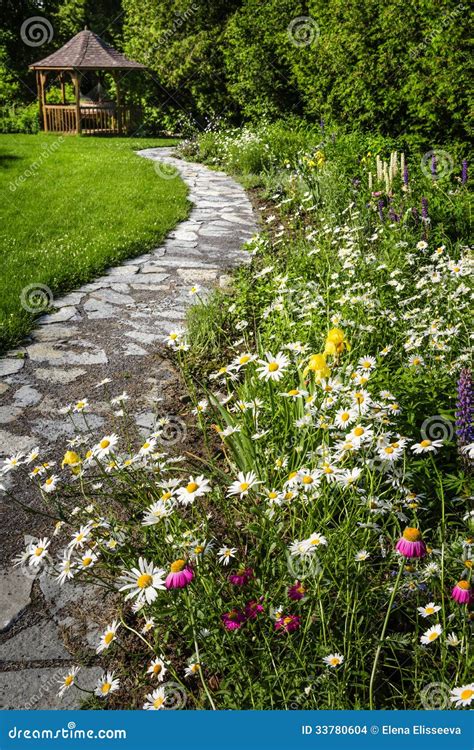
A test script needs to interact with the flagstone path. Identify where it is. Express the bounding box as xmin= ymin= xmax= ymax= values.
xmin=0 ymin=147 xmax=256 ymax=708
